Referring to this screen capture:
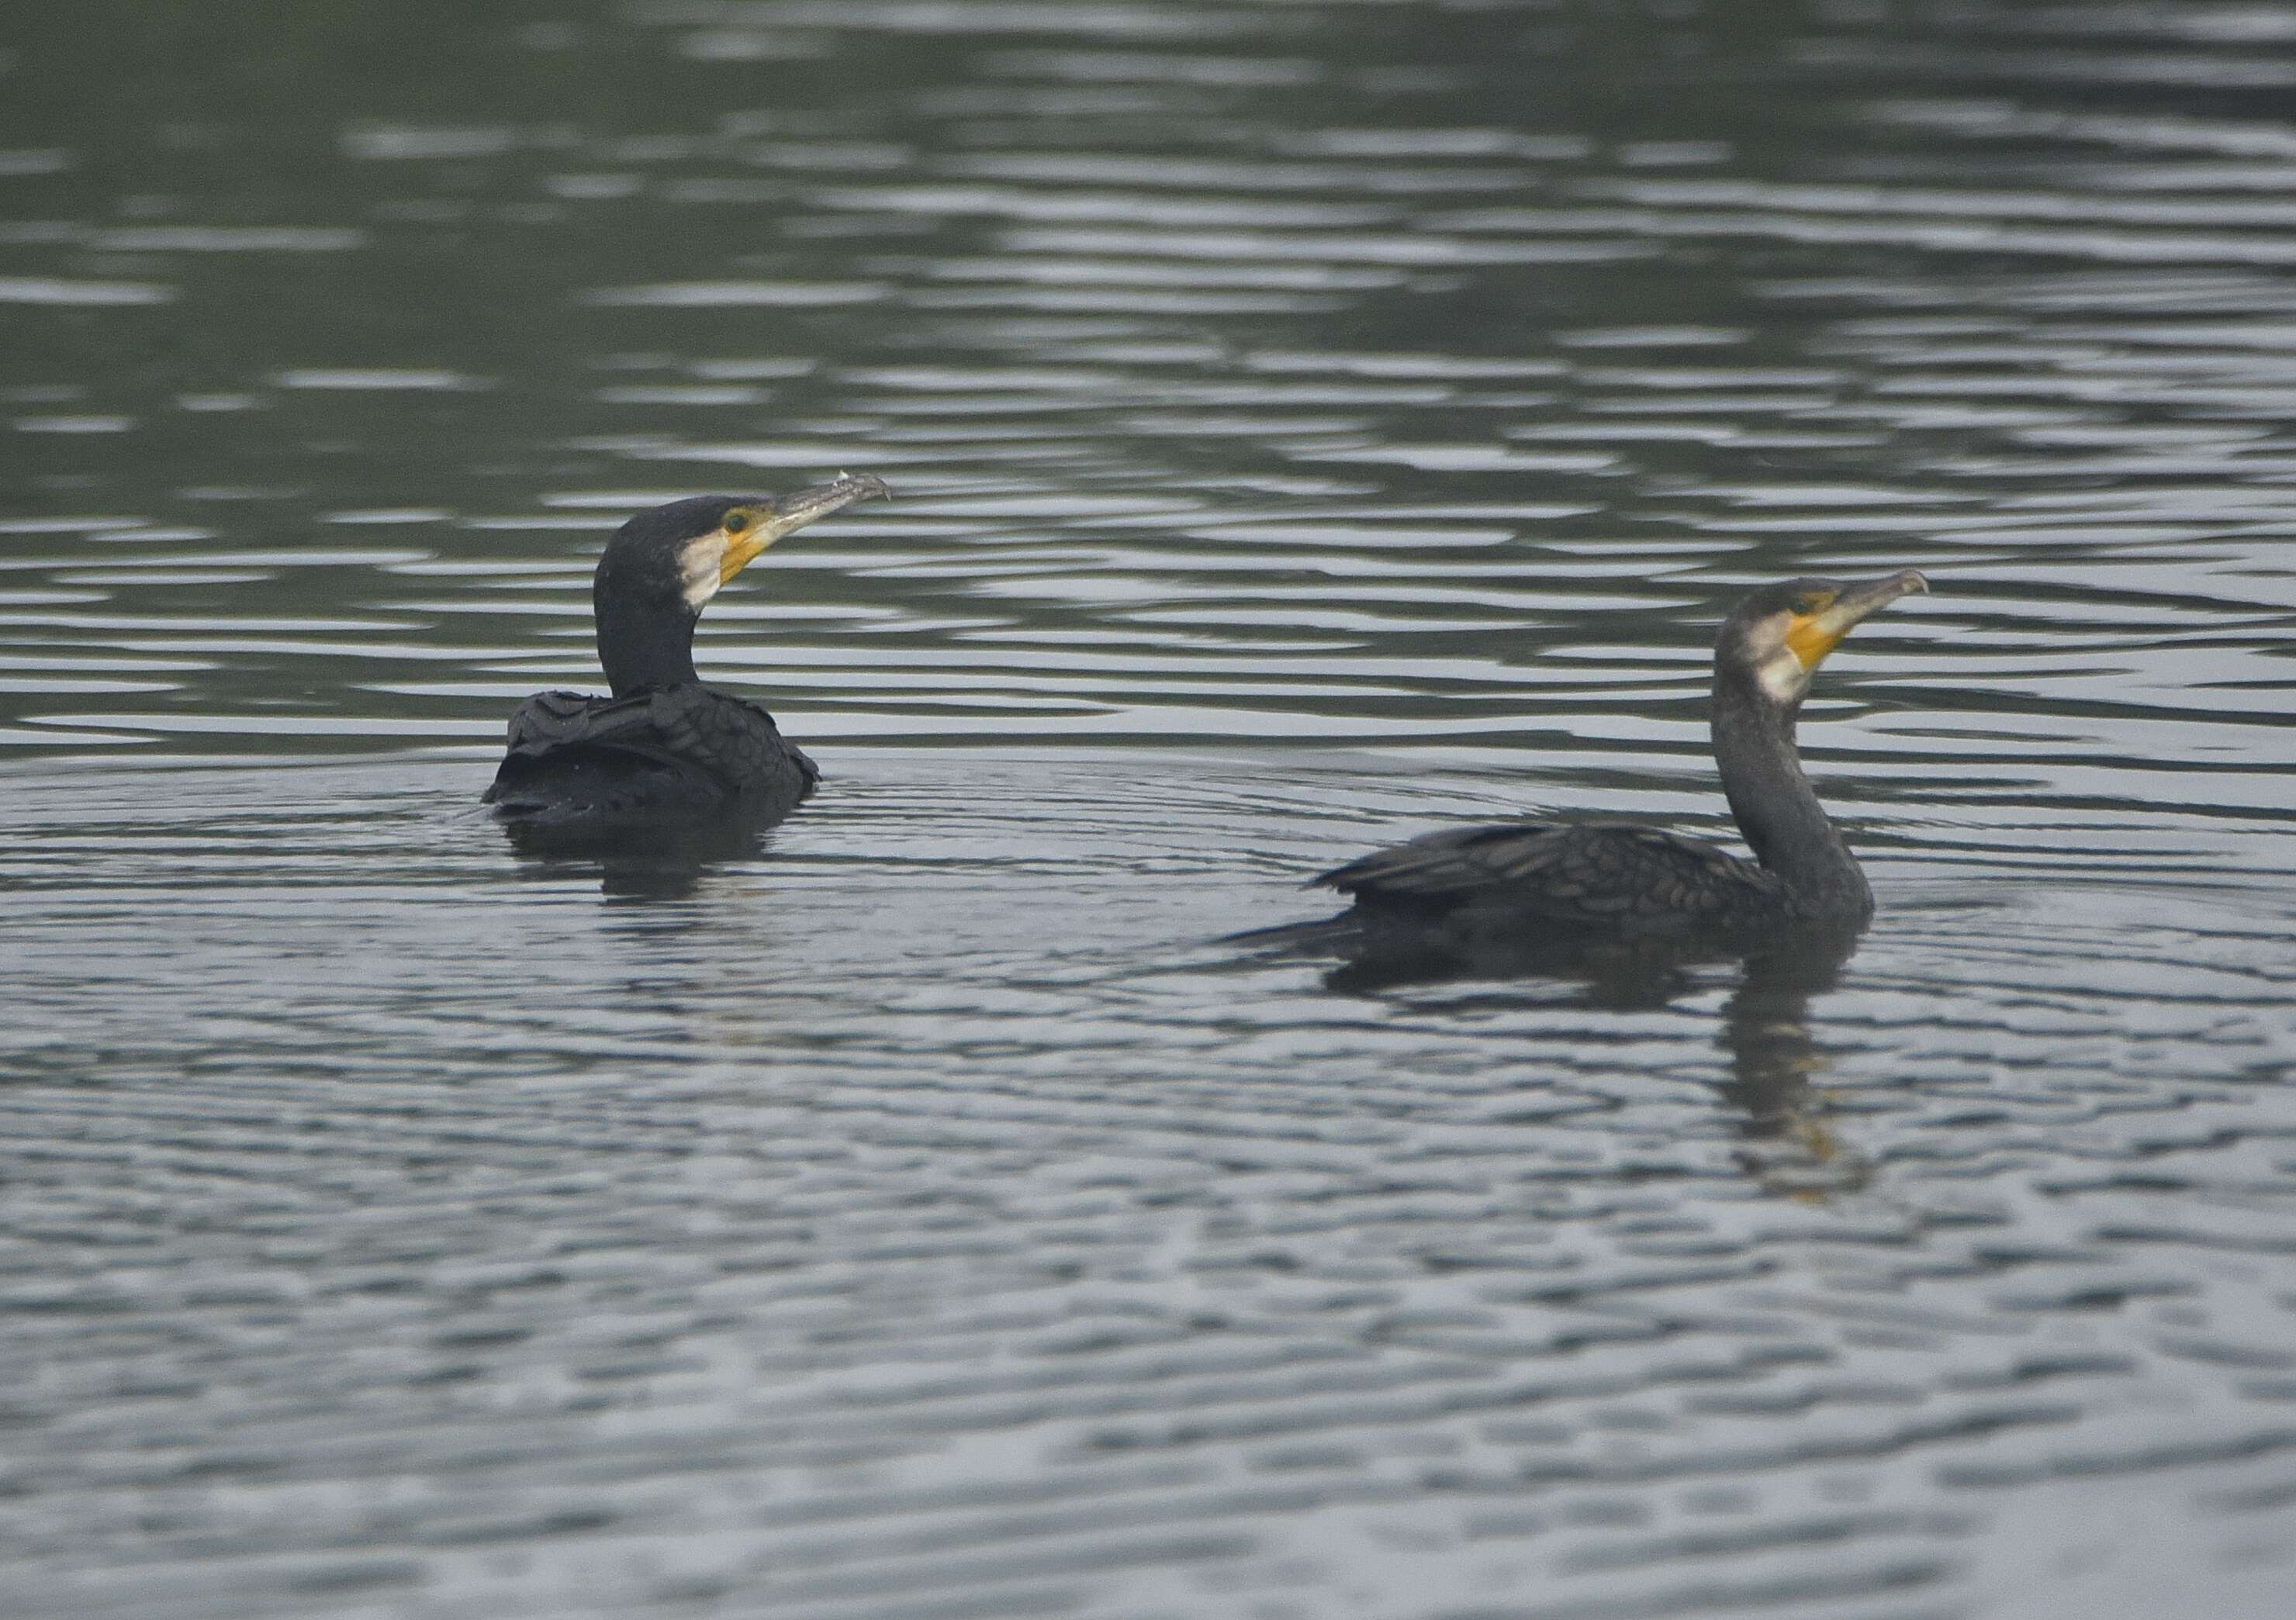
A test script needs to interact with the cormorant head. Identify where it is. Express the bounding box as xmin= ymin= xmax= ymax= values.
xmin=592 ymin=475 xmax=890 ymax=696
xmin=1717 ymin=569 xmax=1928 ymax=710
